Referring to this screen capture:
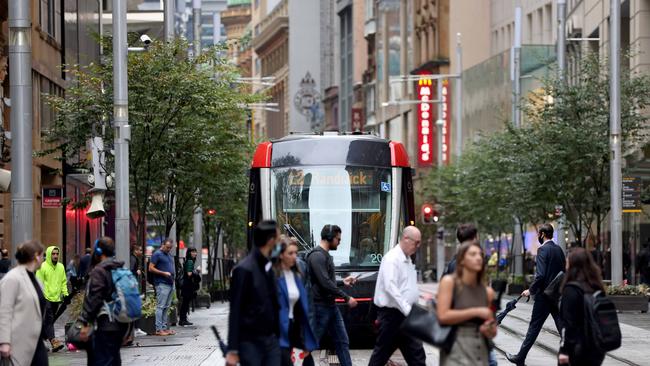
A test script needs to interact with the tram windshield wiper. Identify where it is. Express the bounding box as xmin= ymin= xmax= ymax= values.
xmin=283 ymin=224 xmax=312 ymax=251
